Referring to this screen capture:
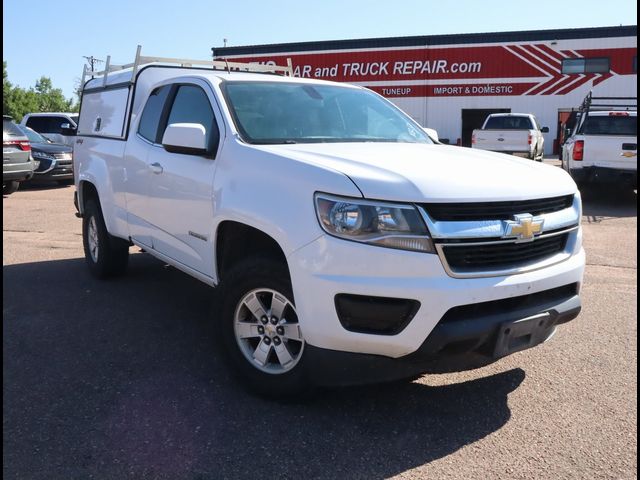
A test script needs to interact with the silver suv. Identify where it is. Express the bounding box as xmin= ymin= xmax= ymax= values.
xmin=3 ymin=116 xmax=35 ymax=195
